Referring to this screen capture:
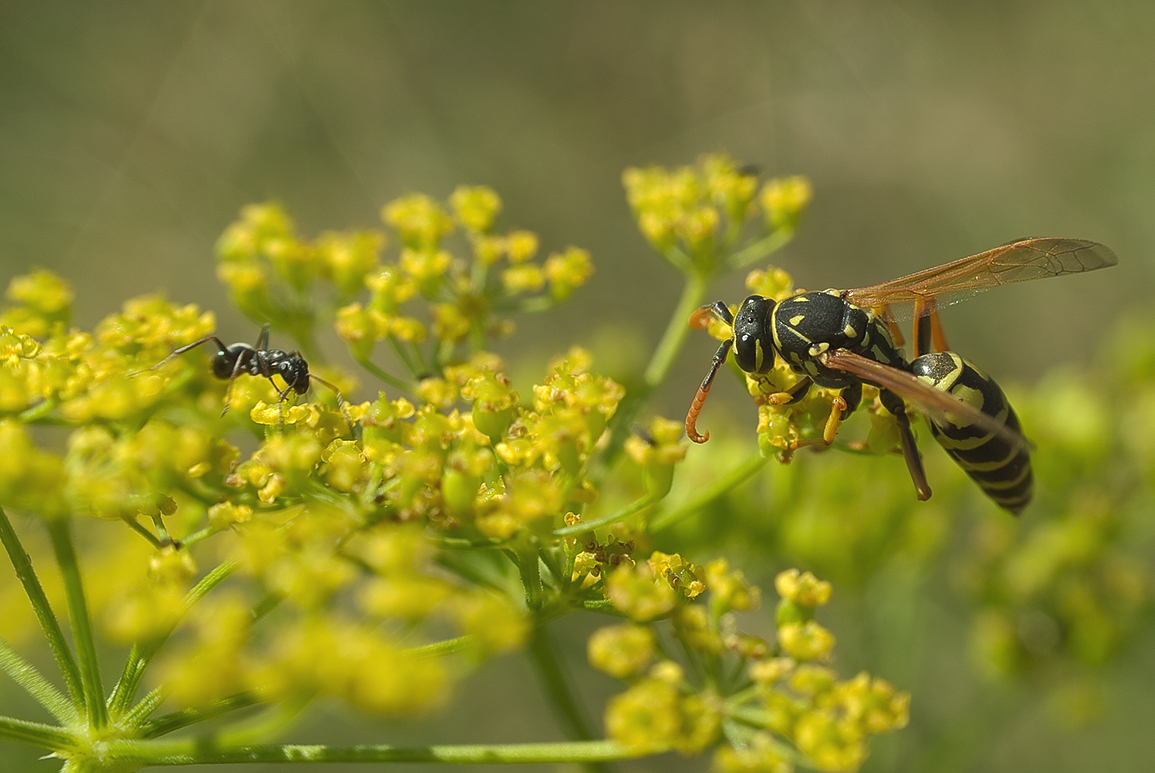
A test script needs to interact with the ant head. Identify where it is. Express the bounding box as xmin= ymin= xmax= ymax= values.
xmin=276 ymin=353 xmax=311 ymax=394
